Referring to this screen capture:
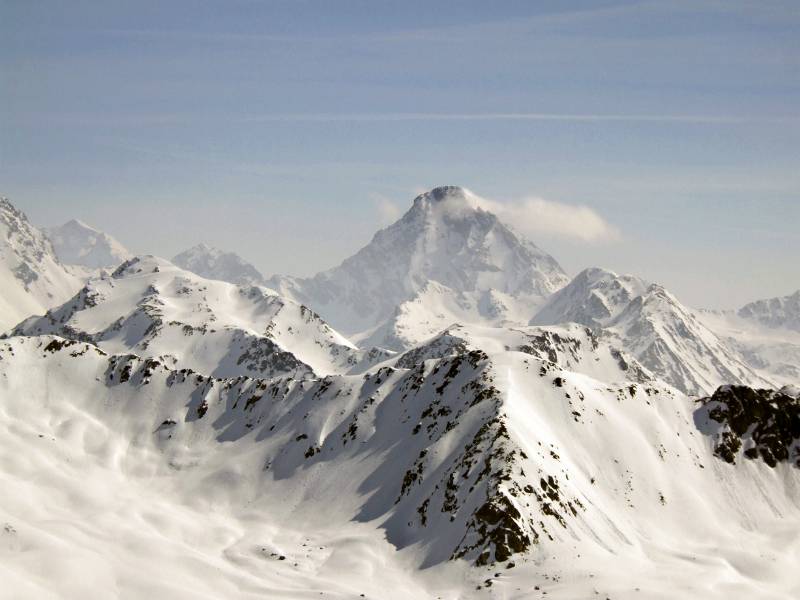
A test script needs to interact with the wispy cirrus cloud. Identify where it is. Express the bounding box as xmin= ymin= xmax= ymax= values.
xmin=240 ymin=112 xmax=797 ymax=125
